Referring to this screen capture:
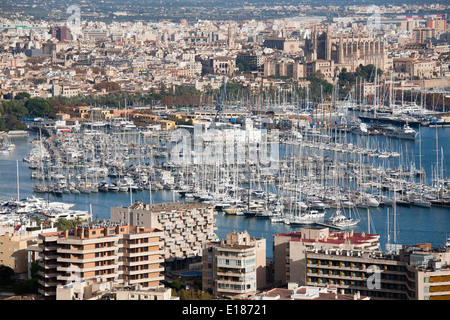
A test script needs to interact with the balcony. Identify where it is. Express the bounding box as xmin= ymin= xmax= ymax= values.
xmin=127 ymin=241 xmax=163 ymax=249
xmin=41 ymin=263 xmax=58 ymax=269
xmin=38 ymin=279 xmax=59 ymax=287
xmin=127 ymin=249 xmax=164 ymax=258
xmin=58 ymin=255 xmax=117 ymax=264
xmin=43 ymin=254 xmax=58 ymax=260
xmin=57 ymin=247 xmax=118 ymax=255
xmin=124 ymin=258 xmax=164 ymax=266
xmin=127 ymin=275 xmax=165 ymax=284
xmin=42 ymin=246 xmax=58 ymax=252
xmin=57 ymin=264 xmax=117 ymax=273
xmin=217 ymin=287 xmax=252 ymax=295
xmin=124 ymin=267 xmax=164 ymax=276
xmin=38 ymin=270 xmax=58 ymax=278
xmin=38 ymin=288 xmax=56 ymax=297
